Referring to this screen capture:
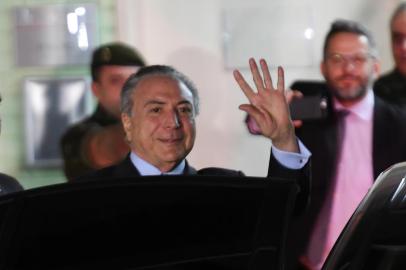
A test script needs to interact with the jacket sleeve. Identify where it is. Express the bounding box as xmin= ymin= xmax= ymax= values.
xmin=267 ymin=153 xmax=311 ymax=215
